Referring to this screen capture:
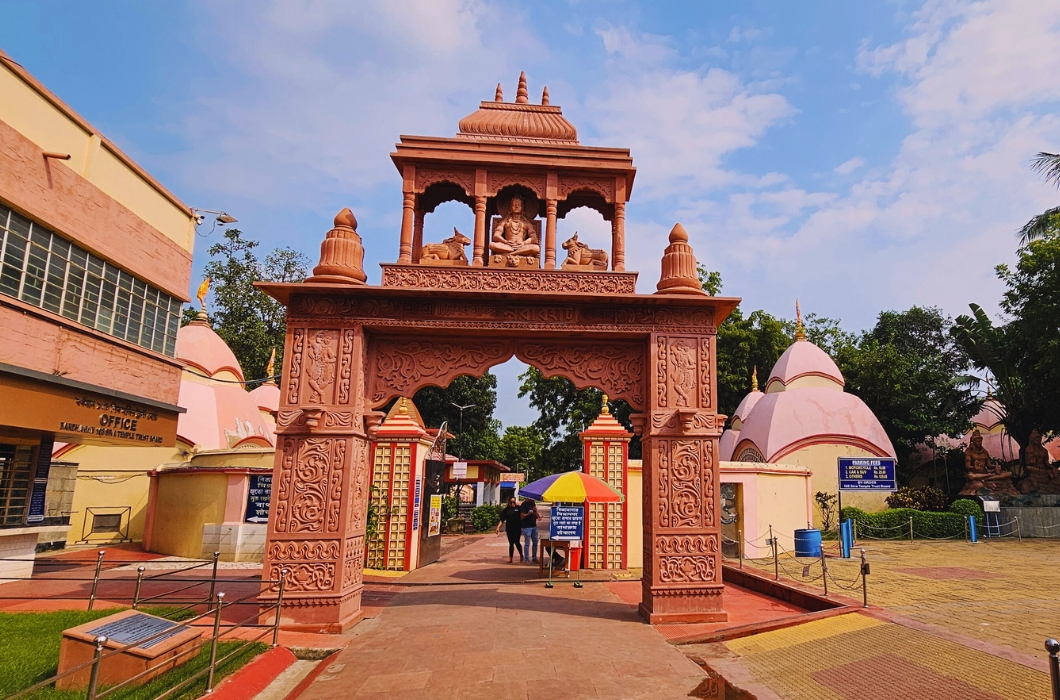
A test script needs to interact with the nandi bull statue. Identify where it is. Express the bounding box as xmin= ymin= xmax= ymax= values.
xmin=561 ymin=232 xmax=608 ymax=271
xmin=420 ymin=228 xmax=471 ymax=266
